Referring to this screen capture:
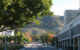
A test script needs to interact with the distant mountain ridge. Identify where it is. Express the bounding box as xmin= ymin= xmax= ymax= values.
xmin=22 ymin=15 xmax=64 ymax=34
